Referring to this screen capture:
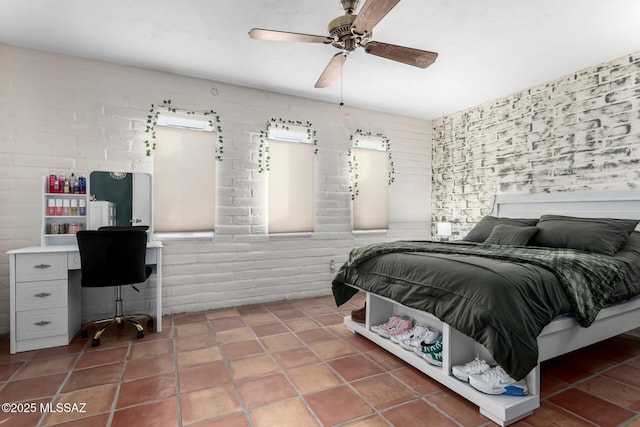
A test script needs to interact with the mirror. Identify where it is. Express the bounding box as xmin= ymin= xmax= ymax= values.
xmin=89 ymin=172 xmax=152 ymax=230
